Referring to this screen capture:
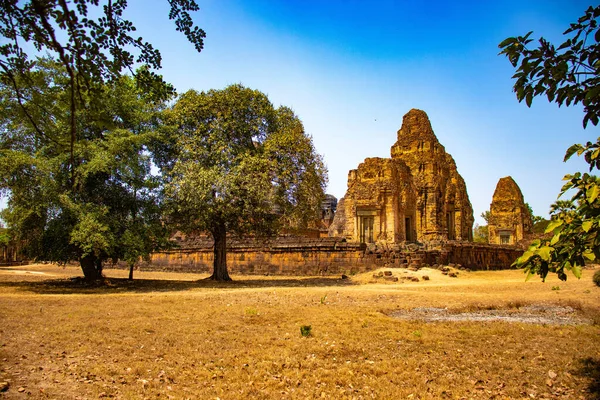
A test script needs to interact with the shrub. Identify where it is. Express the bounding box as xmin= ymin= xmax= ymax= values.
xmin=300 ymin=325 xmax=312 ymax=337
